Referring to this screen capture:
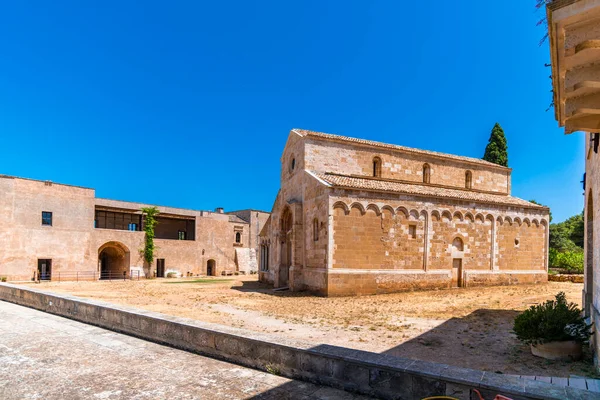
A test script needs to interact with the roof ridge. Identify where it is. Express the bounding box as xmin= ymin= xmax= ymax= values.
xmin=292 ymin=129 xmax=511 ymax=171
